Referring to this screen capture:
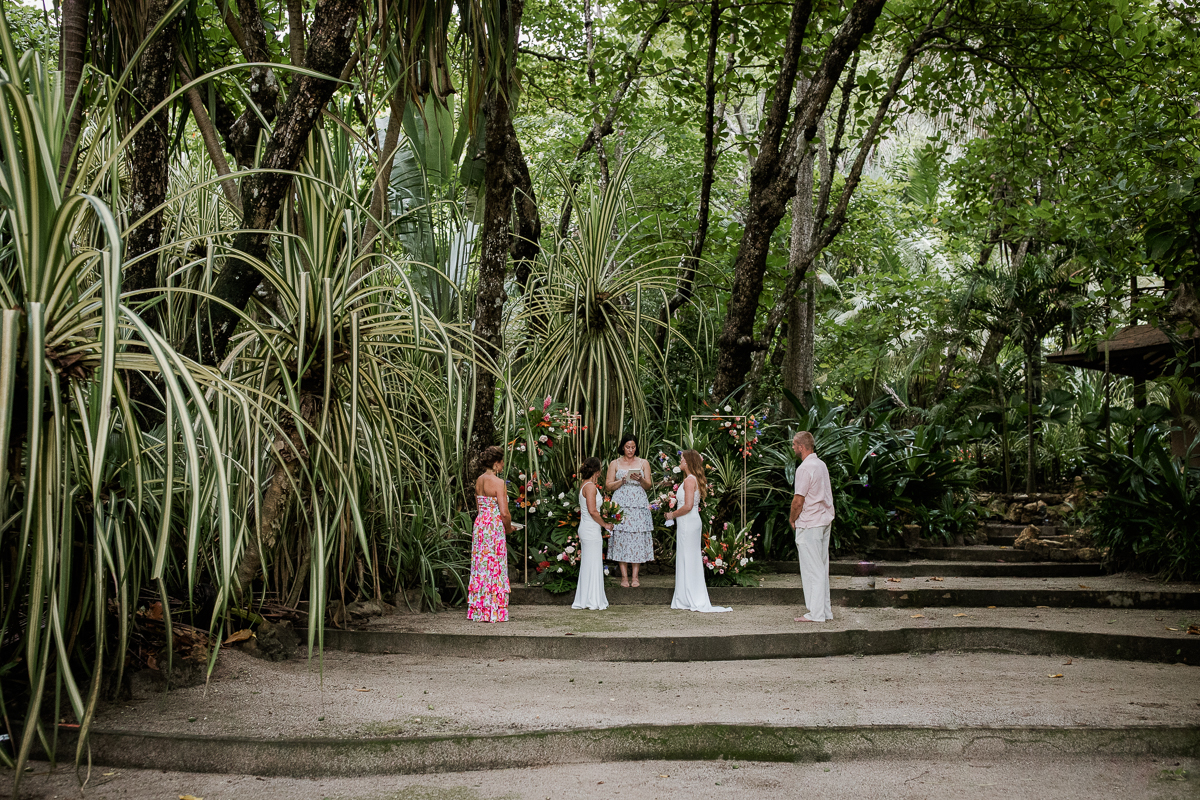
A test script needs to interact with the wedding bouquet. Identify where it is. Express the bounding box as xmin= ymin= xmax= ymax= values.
xmin=599 ymin=497 xmax=623 ymax=527
xmin=701 ymin=522 xmax=760 ymax=587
